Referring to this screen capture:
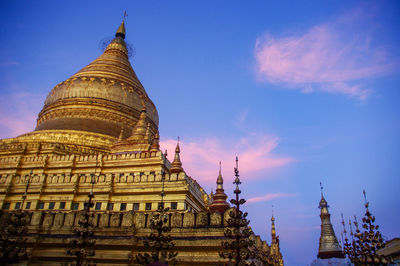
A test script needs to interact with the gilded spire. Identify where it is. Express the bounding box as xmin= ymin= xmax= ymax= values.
xmin=317 ymin=182 xmax=344 ymax=259
xmin=116 ymin=20 xmax=126 ymax=39
xmin=209 ymin=162 xmax=230 ymax=213
xmin=127 ymin=110 xmax=148 ymax=143
xmin=216 ymin=161 xmax=223 ymax=190
xmin=170 ymin=137 xmax=183 ymax=173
